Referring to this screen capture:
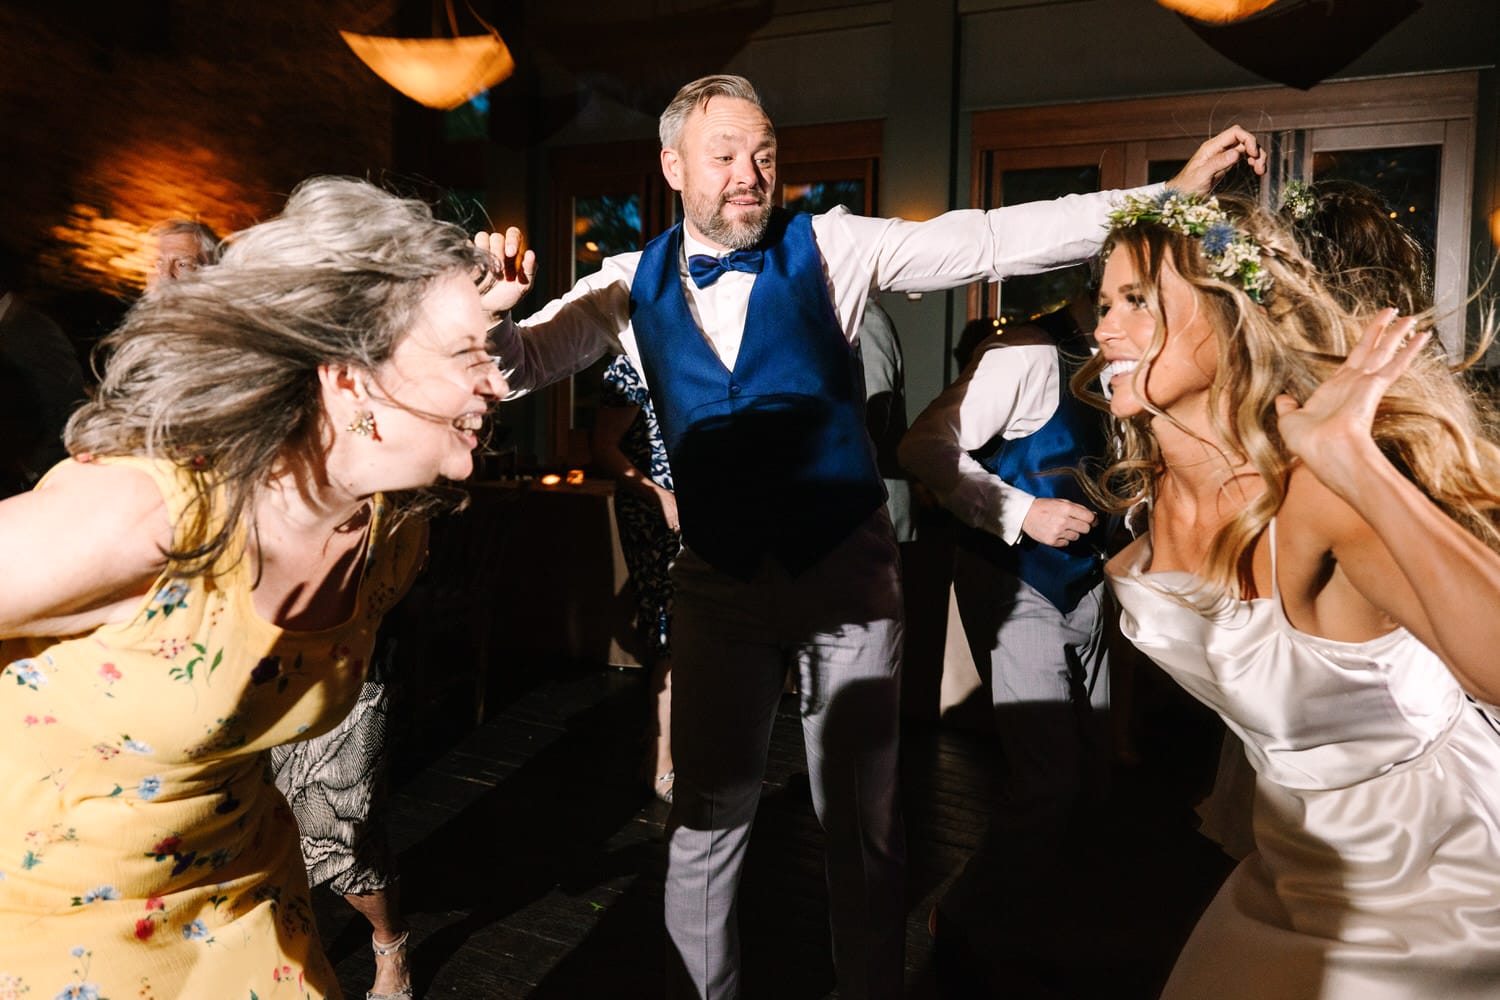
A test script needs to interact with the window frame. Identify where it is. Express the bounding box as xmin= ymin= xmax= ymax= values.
xmin=970 ymin=71 xmax=1479 ymax=356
